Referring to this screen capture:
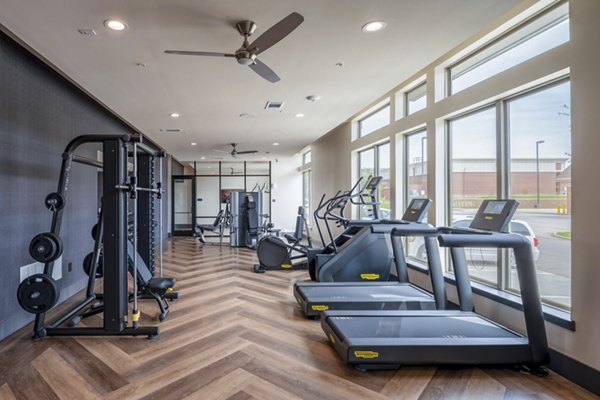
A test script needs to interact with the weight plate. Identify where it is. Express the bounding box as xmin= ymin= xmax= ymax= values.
xmin=29 ymin=232 xmax=63 ymax=263
xmin=82 ymin=252 xmax=103 ymax=278
xmin=91 ymin=224 xmax=98 ymax=241
xmin=44 ymin=192 xmax=65 ymax=212
xmin=17 ymin=274 xmax=60 ymax=314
